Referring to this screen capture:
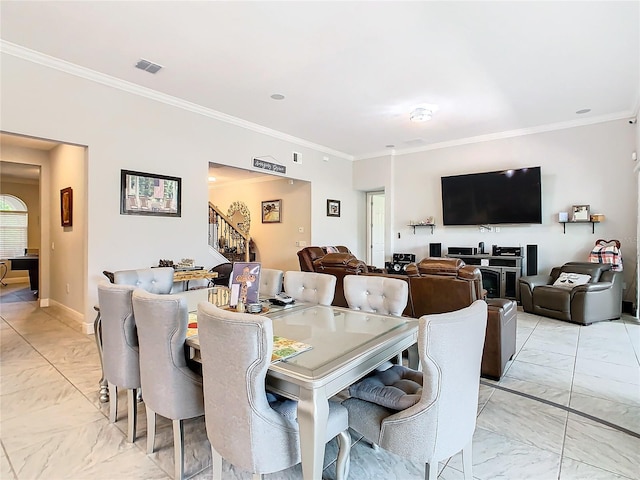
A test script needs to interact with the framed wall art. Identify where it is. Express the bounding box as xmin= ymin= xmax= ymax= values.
xmin=262 ymin=199 xmax=282 ymax=223
xmin=327 ymin=199 xmax=341 ymax=217
xmin=120 ymin=169 xmax=181 ymax=217
xmin=571 ymin=204 xmax=590 ymax=222
xmin=60 ymin=187 xmax=73 ymax=227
